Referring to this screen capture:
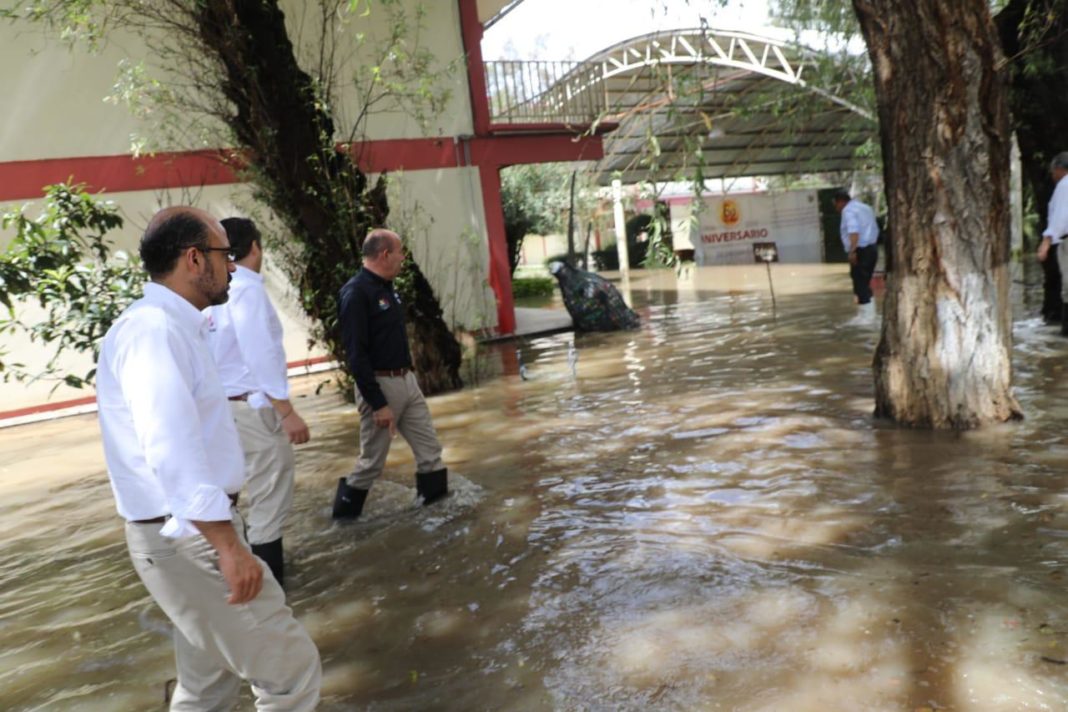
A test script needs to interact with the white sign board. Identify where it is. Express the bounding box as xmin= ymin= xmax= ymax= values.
xmin=690 ymin=190 xmax=822 ymax=265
